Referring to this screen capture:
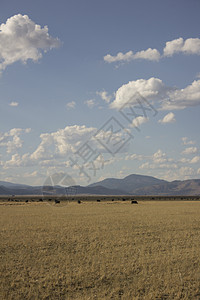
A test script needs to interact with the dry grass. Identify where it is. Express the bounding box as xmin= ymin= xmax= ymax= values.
xmin=0 ymin=200 xmax=200 ymax=299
